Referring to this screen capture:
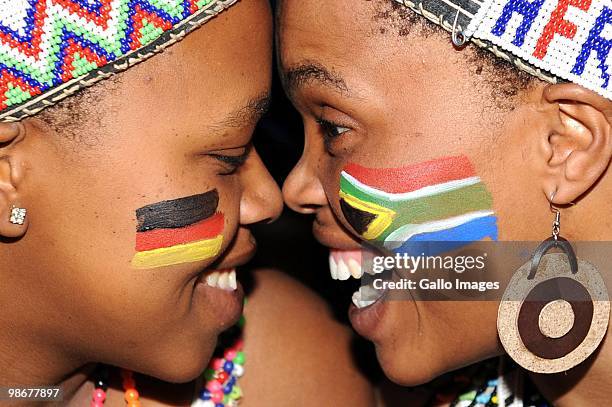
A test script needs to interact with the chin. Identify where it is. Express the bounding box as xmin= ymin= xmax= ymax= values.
xmin=140 ymin=341 xmax=216 ymax=383
xmin=377 ymin=348 xmax=442 ymax=386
